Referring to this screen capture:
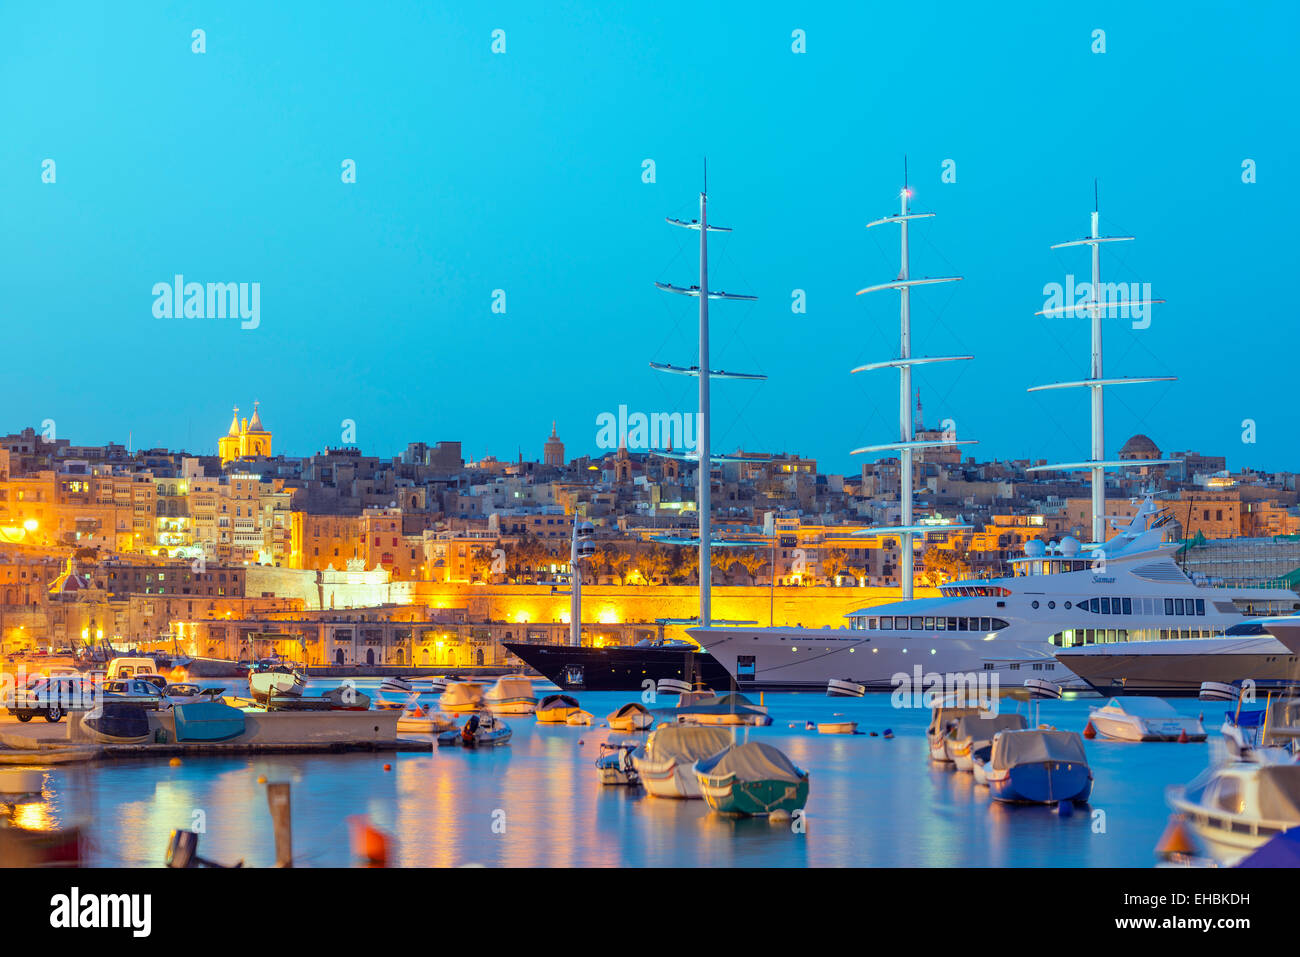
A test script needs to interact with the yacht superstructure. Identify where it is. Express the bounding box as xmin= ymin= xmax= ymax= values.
xmin=691 ymin=497 xmax=1298 ymax=691
xmin=691 ymin=189 xmax=1299 ymax=692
